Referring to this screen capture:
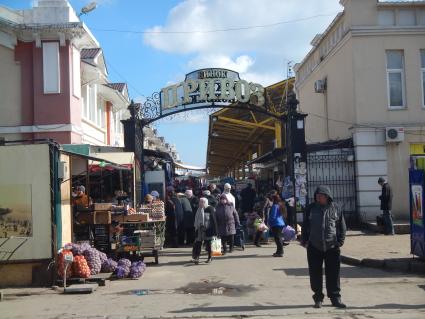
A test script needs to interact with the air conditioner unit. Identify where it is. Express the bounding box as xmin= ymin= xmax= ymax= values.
xmin=314 ymin=79 xmax=326 ymax=93
xmin=385 ymin=127 xmax=405 ymax=143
